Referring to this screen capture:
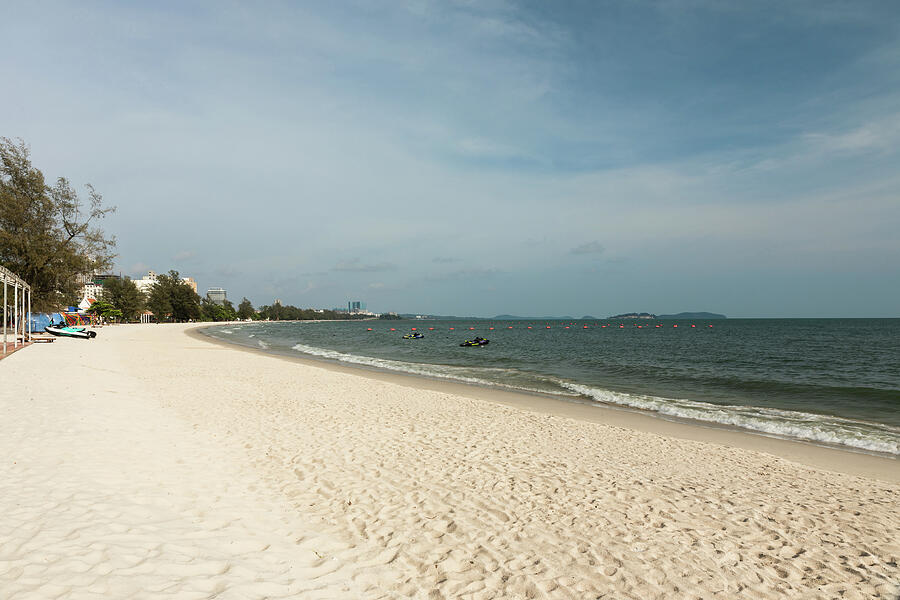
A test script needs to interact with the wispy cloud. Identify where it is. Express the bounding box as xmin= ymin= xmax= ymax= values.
xmin=172 ymin=250 xmax=195 ymax=261
xmin=333 ymin=259 xmax=397 ymax=272
xmin=128 ymin=262 xmax=151 ymax=276
xmin=425 ymin=267 xmax=503 ymax=282
xmin=570 ymin=241 xmax=605 ymax=255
